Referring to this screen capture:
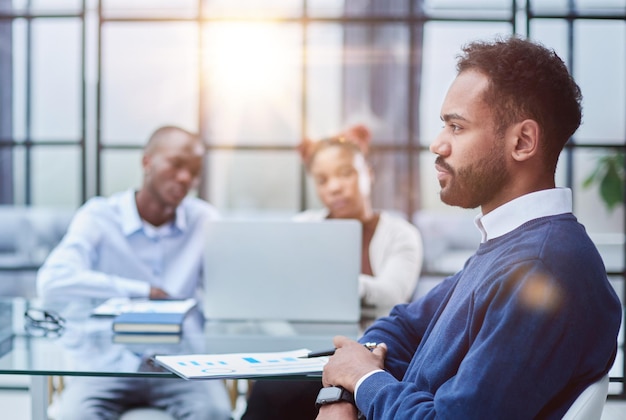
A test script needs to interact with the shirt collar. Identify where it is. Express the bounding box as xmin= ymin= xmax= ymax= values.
xmin=173 ymin=204 xmax=187 ymax=232
xmin=119 ymin=189 xmax=188 ymax=236
xmin=475 ymin=188 xmax=572 ymax=242
xmin=120 ymin=190 xmax=143 ymax=236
